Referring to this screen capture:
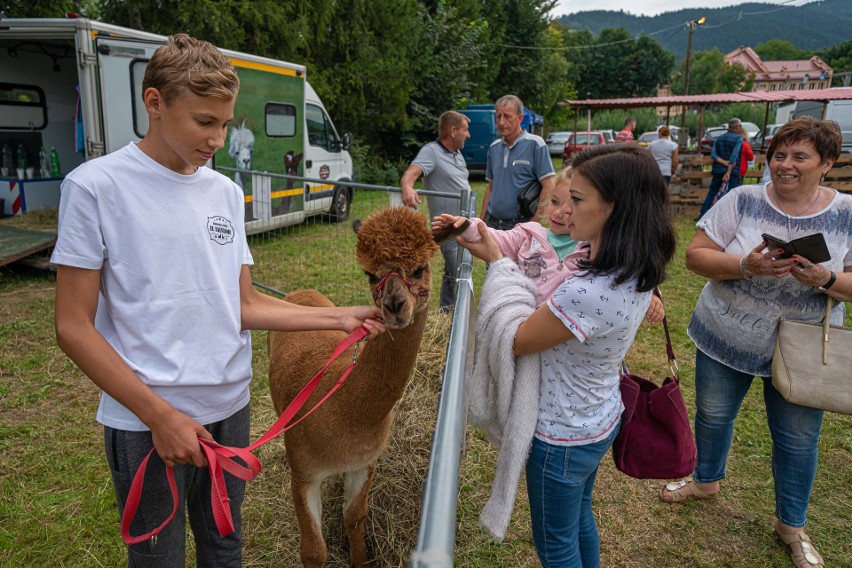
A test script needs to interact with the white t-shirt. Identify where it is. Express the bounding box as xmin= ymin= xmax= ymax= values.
xmin=536 ymin=272 xmax=651 ymax=446
xmin=51 ymin=143 xmax=254 ymax=431
xmin=648 ymin=138 xmax=678 ymax=176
